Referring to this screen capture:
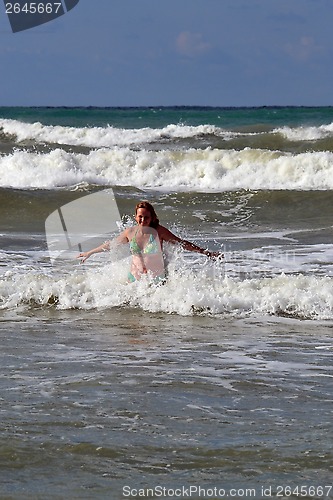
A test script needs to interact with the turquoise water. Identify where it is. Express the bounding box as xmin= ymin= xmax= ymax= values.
xmin=1 ymin=105 xmax=333 ymax=129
